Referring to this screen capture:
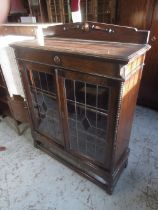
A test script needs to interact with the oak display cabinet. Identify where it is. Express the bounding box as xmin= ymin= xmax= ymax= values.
xmin=11 ymin=22 xmax=150 ymax=194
